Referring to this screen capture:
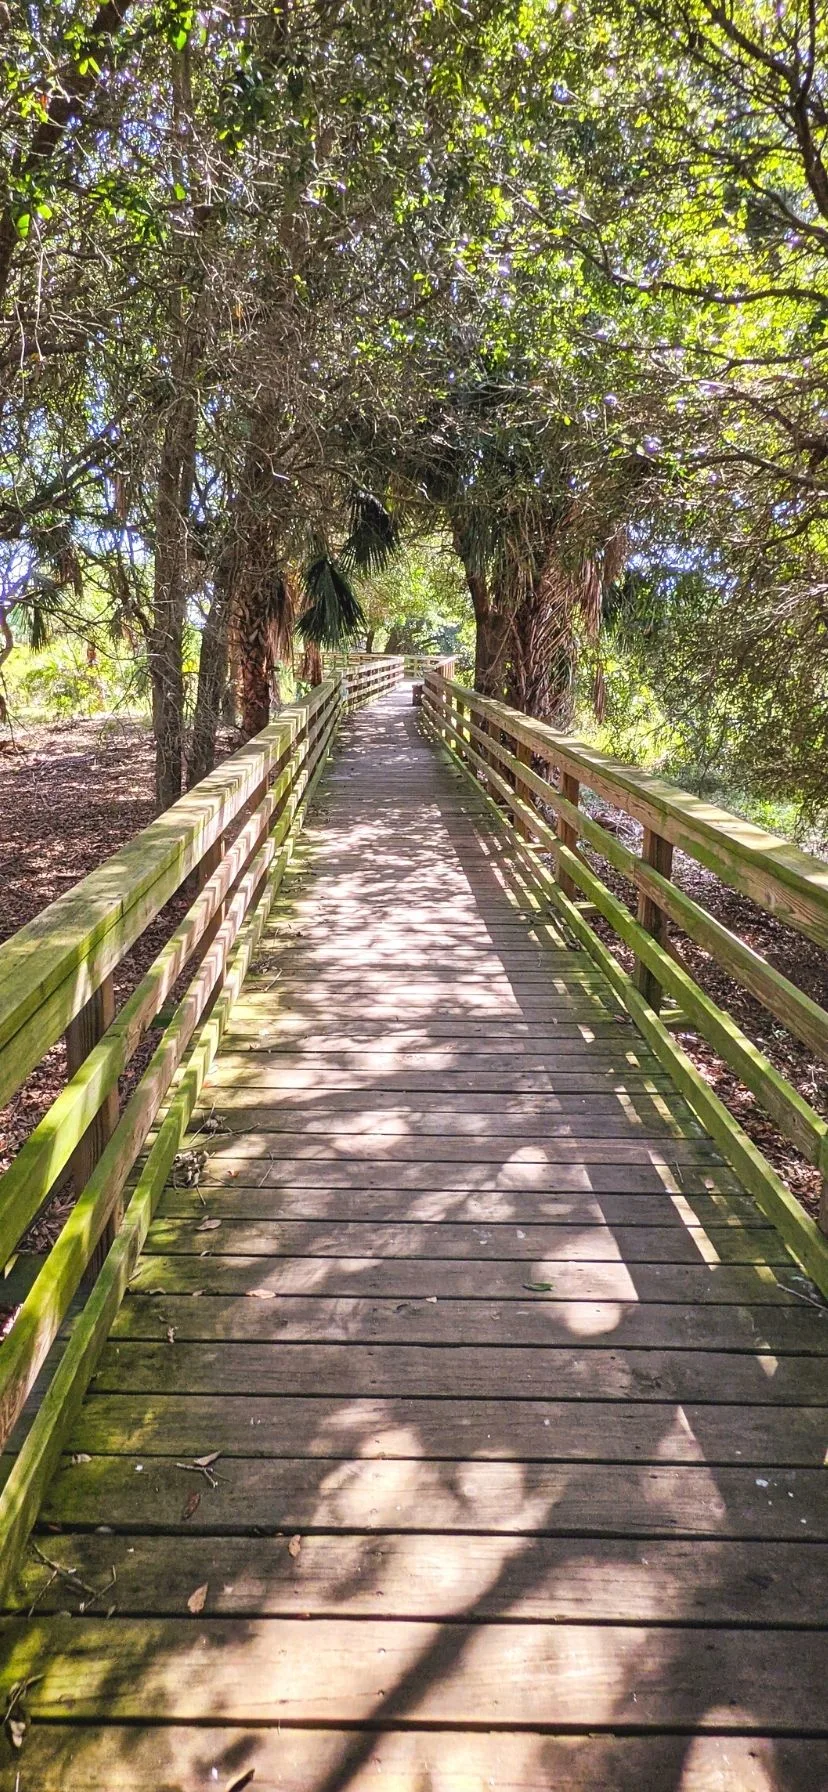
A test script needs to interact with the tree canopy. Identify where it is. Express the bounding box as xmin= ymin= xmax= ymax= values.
xmin=1 ymin=0 xmax=826 ymax=823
